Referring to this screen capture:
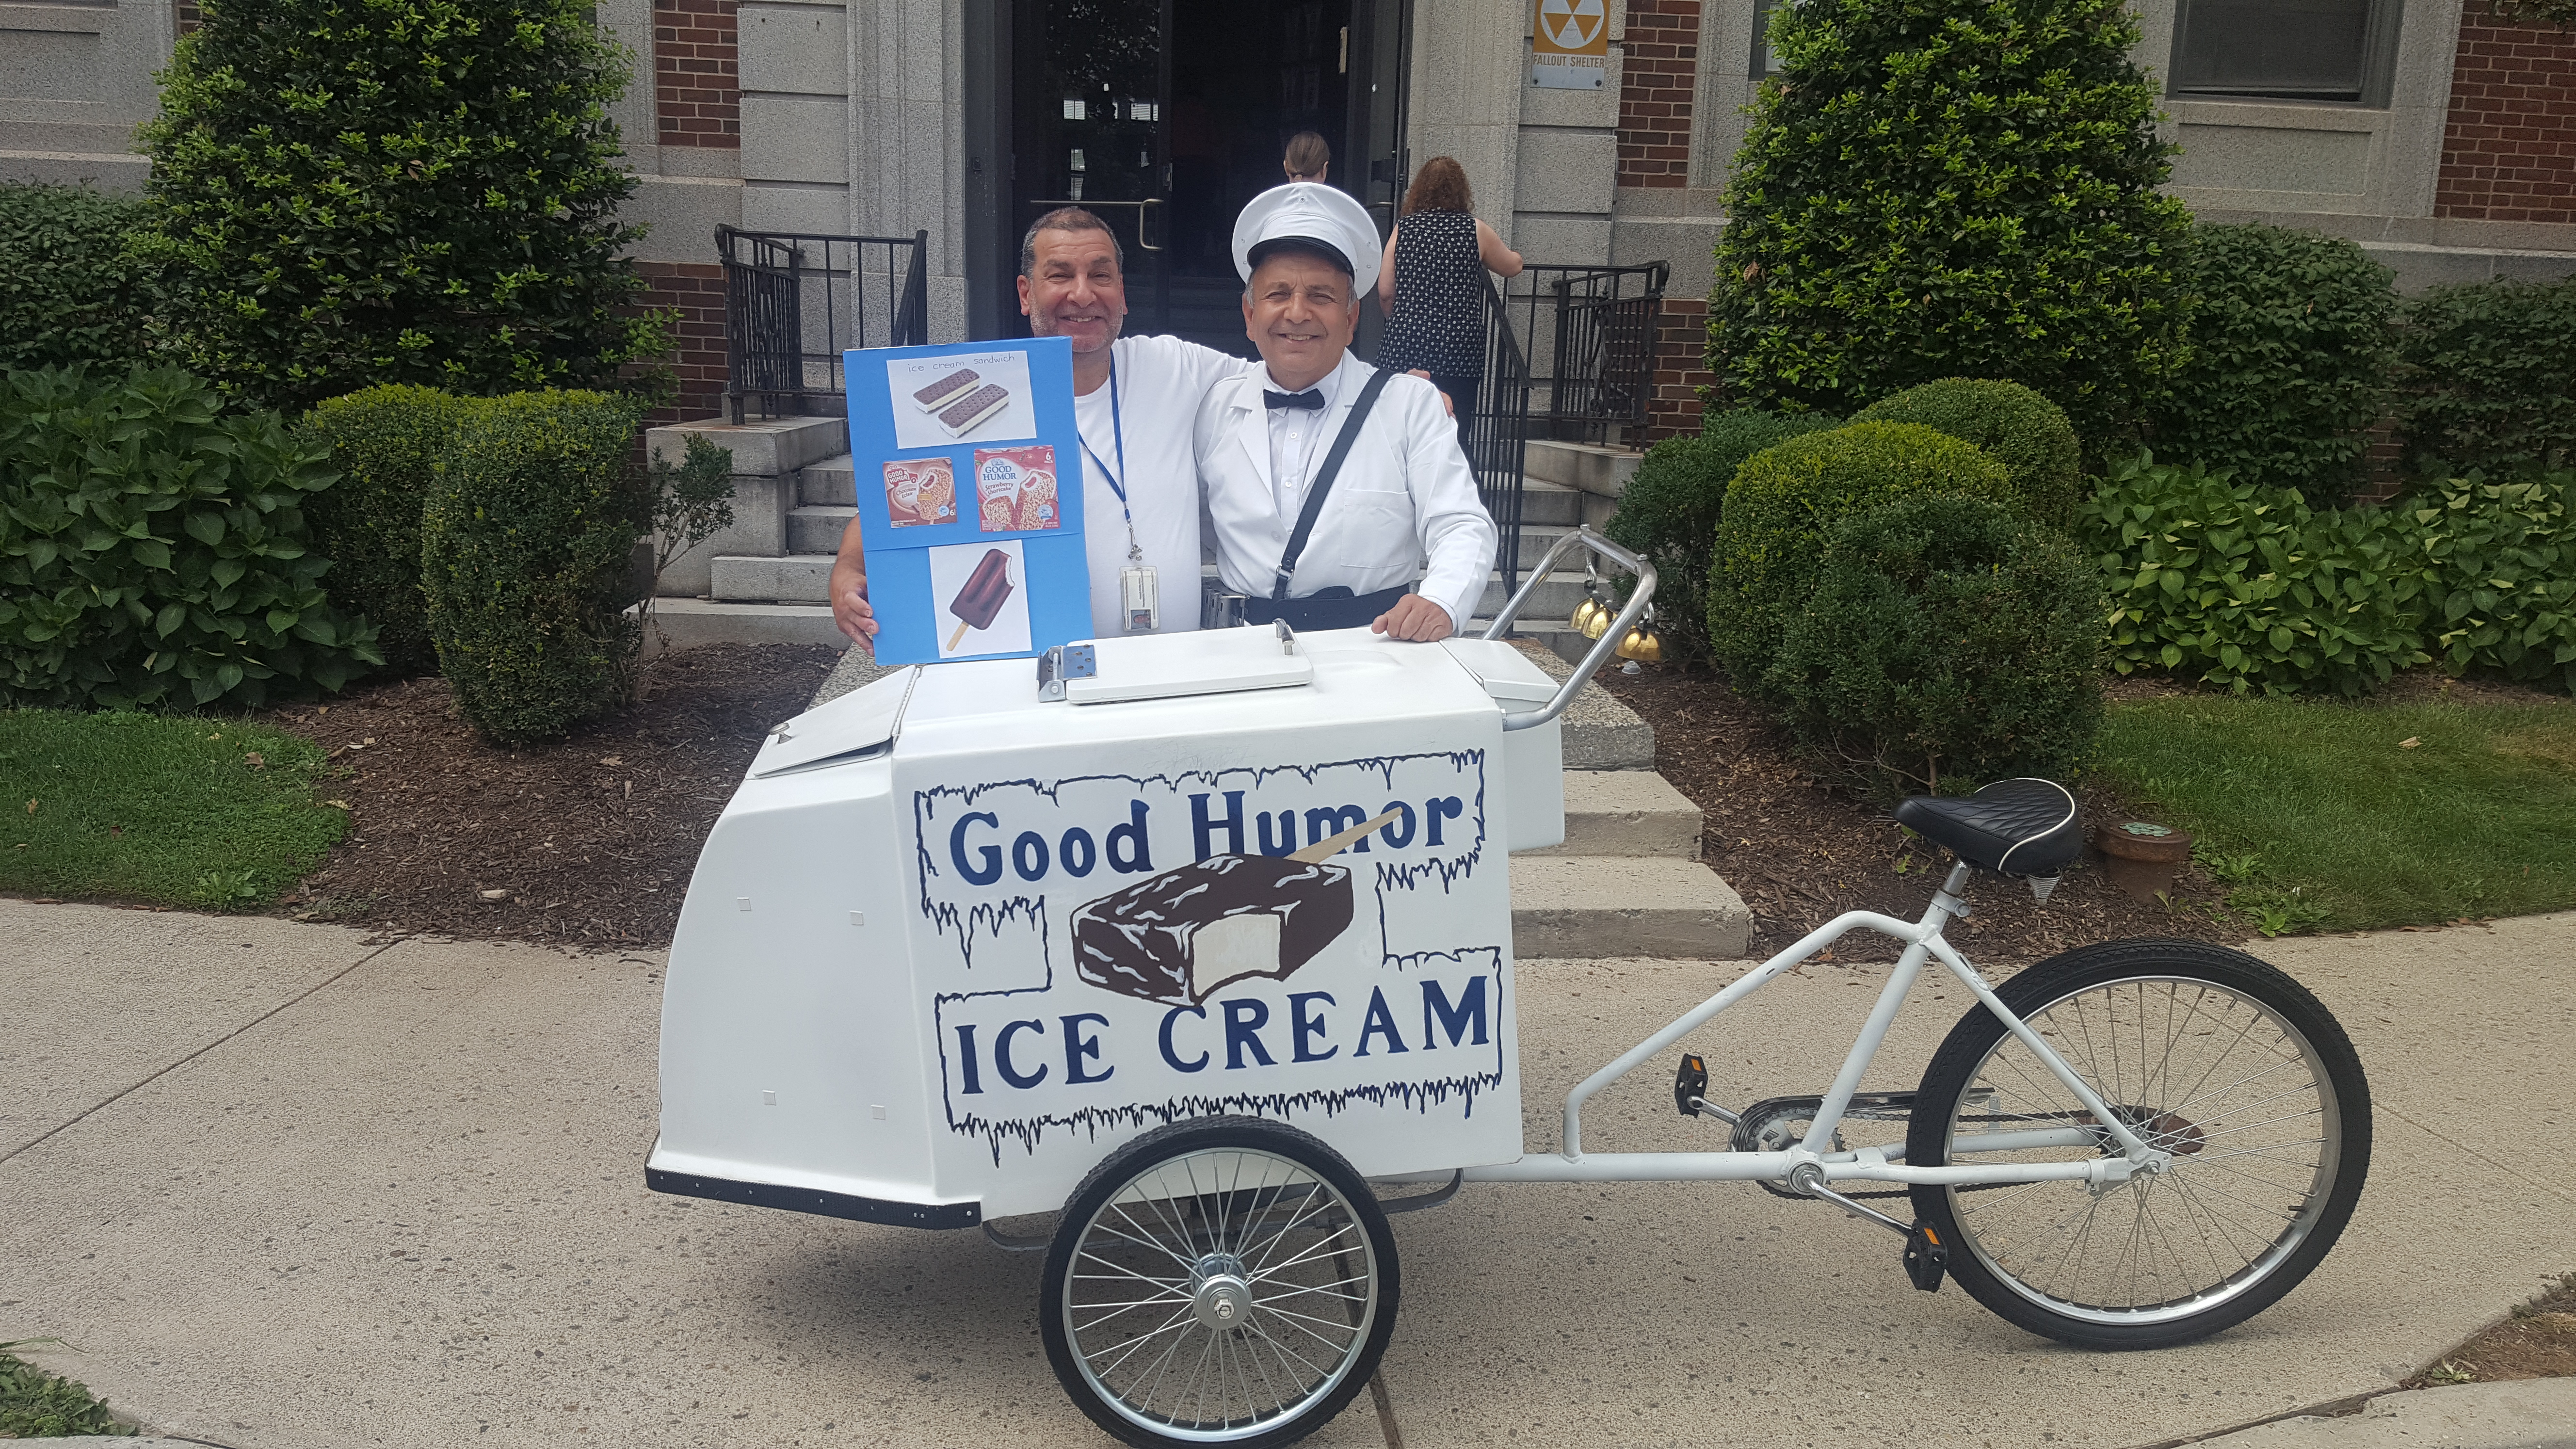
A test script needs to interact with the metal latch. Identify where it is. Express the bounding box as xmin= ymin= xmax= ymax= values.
xmin=1274 ymin=619 xmax=1296 ymax=655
